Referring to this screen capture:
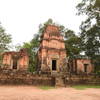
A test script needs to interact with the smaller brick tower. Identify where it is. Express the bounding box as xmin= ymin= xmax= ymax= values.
xmin=38 ymin=25 xmax=67 ymax=73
